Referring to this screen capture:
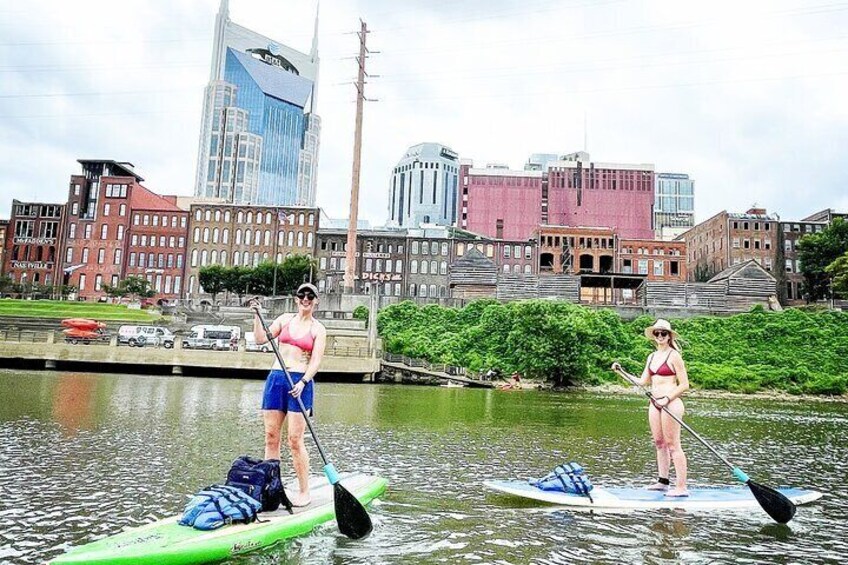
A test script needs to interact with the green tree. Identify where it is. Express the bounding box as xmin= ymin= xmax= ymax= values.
xmin=223 ymin=266 xmax=252 ymax=299
xmin=102 ymin=282 xmax=128 ymax=299
xmin=825 ymin=250 xmax=848 ymax=298
xmin=278 ymin=254 xmax=317 ymax=295
xmin=123 ymin=276 xmax=155 ymax=301
xmin=693 ymin=262 xmax=716 ymax=282
xmin=199 ymin=264 xmax=228 ymax=301
xmin=797 ymin=218 xmax=848 ymax=301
